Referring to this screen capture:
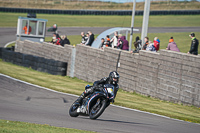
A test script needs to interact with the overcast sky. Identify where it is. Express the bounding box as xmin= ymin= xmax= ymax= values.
xmin=99 ymin=0 xmax=200 ymax=3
